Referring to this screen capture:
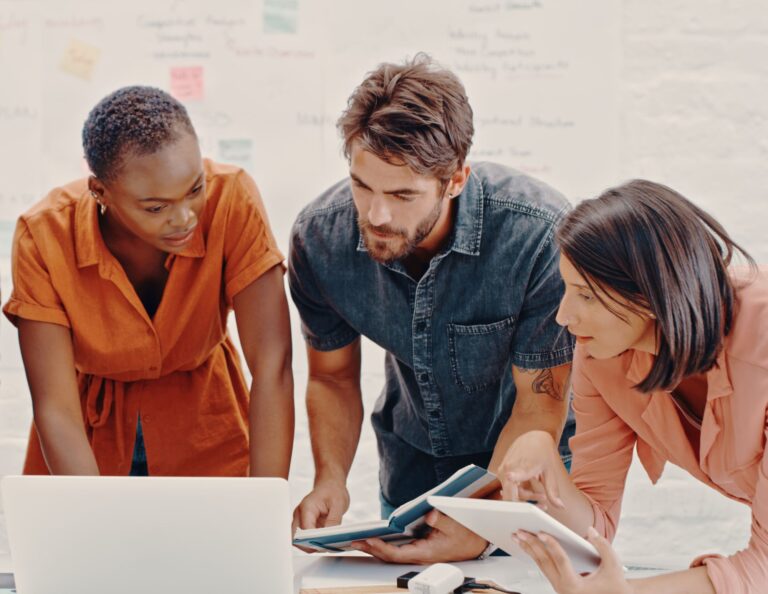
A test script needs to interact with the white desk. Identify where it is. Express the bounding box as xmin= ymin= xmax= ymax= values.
xmin=293 ymin=552 xmax=669 ymax=594
xmin=0 ymin=551 xmax=668 ymax=593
